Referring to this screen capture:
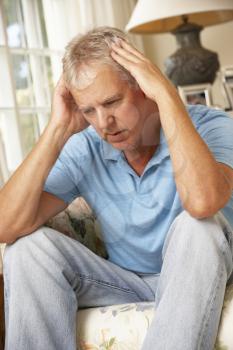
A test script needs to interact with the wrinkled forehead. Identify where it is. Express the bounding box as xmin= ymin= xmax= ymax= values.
xmin=71 ymin=64 xmax=129 ymax=105
xmin=74 ymin=63 xmax=124 ymax=89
